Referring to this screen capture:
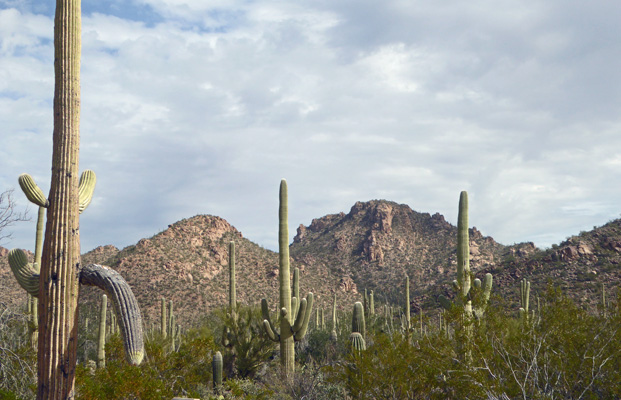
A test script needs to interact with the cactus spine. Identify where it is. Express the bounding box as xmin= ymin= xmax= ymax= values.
xmin=261 ymin=179 xmax=314 ymax=377
xmin=97 ymin=294 xmax=107 ymax=368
